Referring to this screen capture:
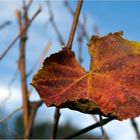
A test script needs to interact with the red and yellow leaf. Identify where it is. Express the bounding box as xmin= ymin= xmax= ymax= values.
xmin=32 ymin=32 xmax=140 ymax=120
xmin=88 ymin=32 xmax=140 ymax=120
xmin=32 ymin=49 xmax=89 ymax=106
